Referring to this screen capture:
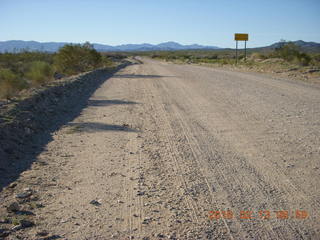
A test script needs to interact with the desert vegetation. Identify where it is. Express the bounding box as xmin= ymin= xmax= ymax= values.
xmin=137 ymin=41 xmax=320 ymax=83
xmin=0 ymin=42 xmax=113 ymax=100
xmin=54 ymin=42 xmax=103 ymax=75
xmin=143 ymin=41 xmax=320 ymax=68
